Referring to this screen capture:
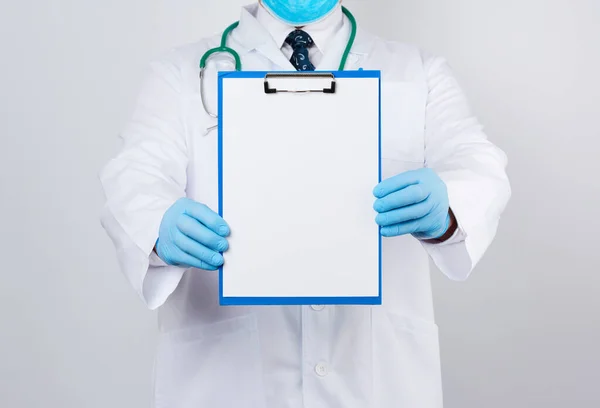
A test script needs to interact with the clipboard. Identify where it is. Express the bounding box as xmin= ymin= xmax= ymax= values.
xmin=218 ymin=70 xmax=381 ymax=306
